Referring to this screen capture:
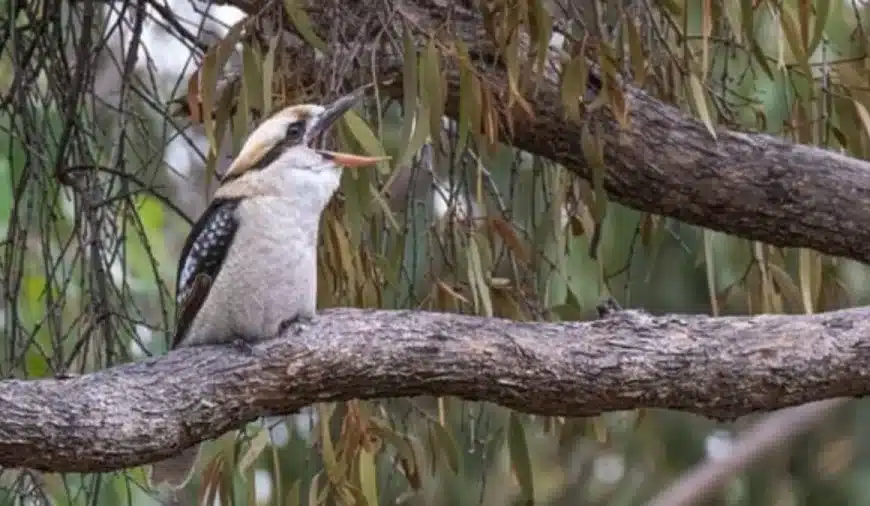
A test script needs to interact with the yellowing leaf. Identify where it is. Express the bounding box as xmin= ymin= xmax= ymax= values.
xmin=308 ymin=471 xmax=323 ymax=506
xmin=625 ymin=14 xmax=646 ymax=87
xmin=467 ymin=235 xmax=493 ymax=317
xmin=198 ymin=18 xmax=248 ymax=157
xmin=799 ymin=248 xmax=821 ymax=314
xmin=436 ymin=279 xmax=470 ymax=305
xmin=503 ymin=33 xmax=535 ymax=122
xmin=526 ymin=0 xmax=552 ymax=88
xmin=240 ymin=42 xmax=263 ymax=128
xmin=688 ymin=73 xmax=717 ymax=140
xmin=489 ymin=216 xmax=530 ymax=265
xmin=701 ymin=0 xmax=712 ymax=80
xmin=768 ymin=263 xmax=804 ymax=313
xmin=199 ymin=51 xmax=218 ymax=149
xmin=560 ymin=55 xmax=586 ymax=122
xmin=779 ymin=4 xmax=812 ymax=80
xmin=358 ymin=448 xmax=379 ymax=506
xmin=185 ymin=68 xmax=203 ymax=124
xmin=703 ymin=230 xmax=719 ymax=316
xmin=853 ymin=99 xmax=870 ymax=141
xmin=480 ymin=85 xmax=499 ymax=153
